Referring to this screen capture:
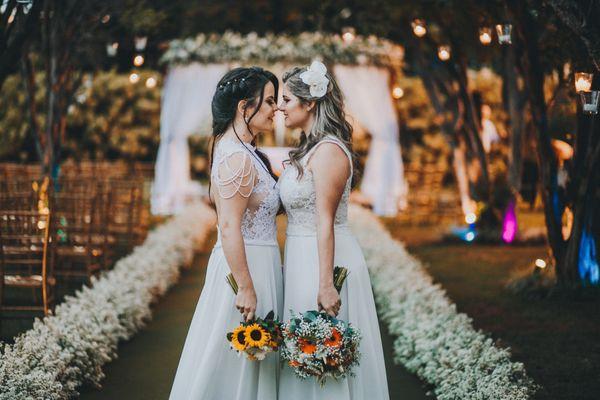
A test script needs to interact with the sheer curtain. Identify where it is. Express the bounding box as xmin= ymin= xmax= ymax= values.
xmin=151 ymin=63 xmax=228 ymax=215
xmin=334 ymin=65 xmax=407 ymax=216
